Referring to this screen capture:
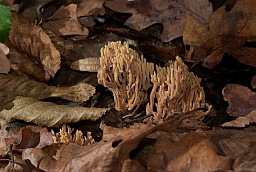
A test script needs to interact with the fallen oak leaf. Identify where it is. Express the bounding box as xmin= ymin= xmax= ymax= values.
xmin=7 ymin=11 xmax=61 ymax=82
xmin=42 ymin=4 xmax=89 ymax=37
xmin=184 ymin=0 xmax=256 ymax=68
xmin=0 ymin=96 xmax=110 ymax=127
xmin=222 ymin=84 xmax=256 ymax=117
xmin=105 ymin=0 xmax=213 ymax=42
